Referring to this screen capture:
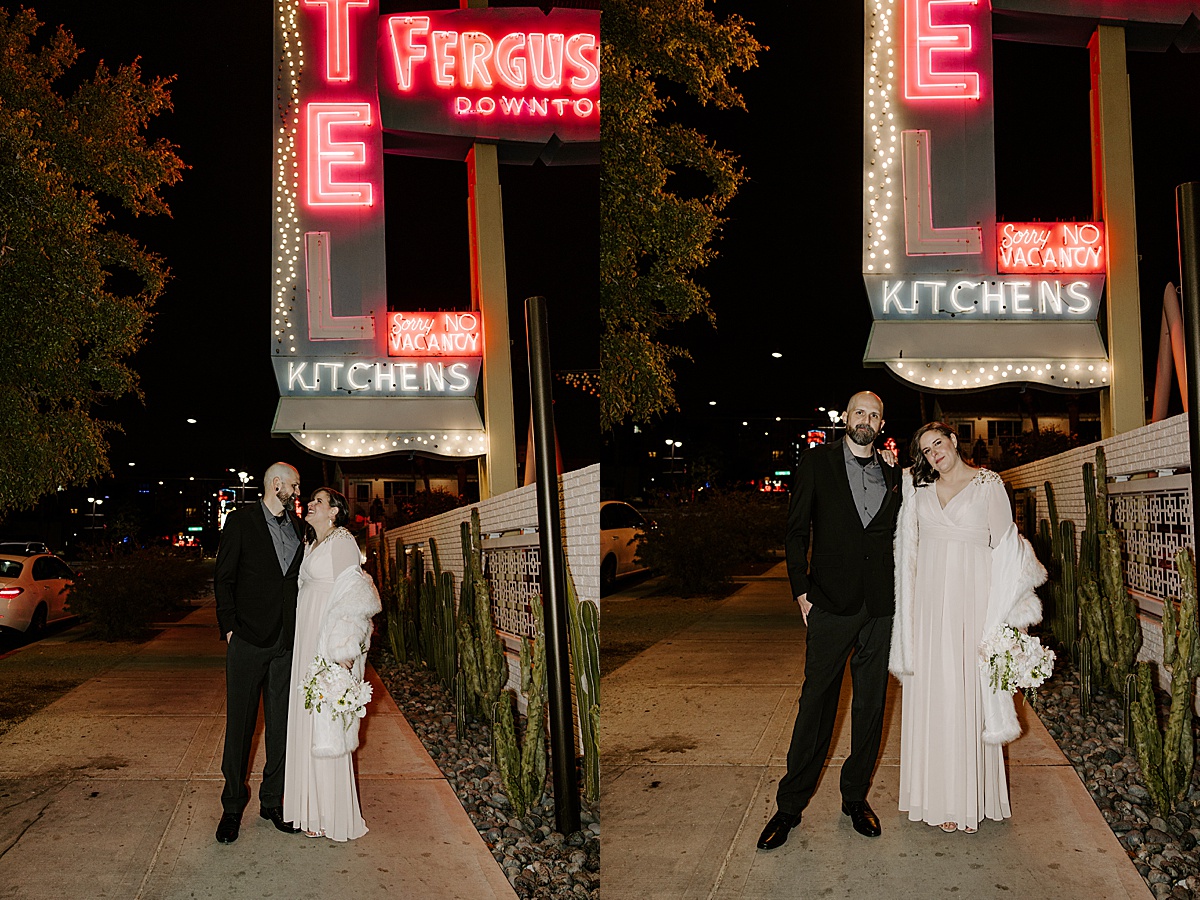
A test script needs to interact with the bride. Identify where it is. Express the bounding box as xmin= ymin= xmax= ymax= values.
xmin=283 ymin=487 xmax=381 ymax=841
